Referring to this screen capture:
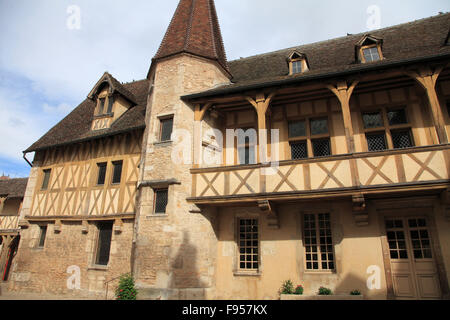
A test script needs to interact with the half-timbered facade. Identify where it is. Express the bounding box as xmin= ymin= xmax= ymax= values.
xmin=4 ymin=0 xmax=450 ymax=300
